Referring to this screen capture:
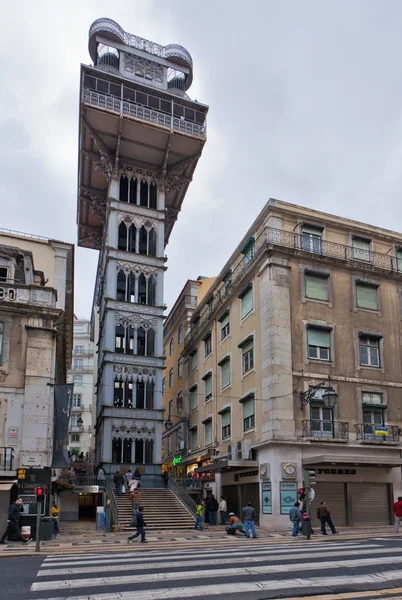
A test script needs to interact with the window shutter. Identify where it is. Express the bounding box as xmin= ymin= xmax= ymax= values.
xmin=205 ymin=421 xmax=212 ymax=445
xmin=302 ymin=226 xmax=322 ymax=236
xmin=205 ymin=375 xmax=212 ymax=398
xmin=242 ymin=340 xmax=253 ymax=355
xmin=191 ymin=350 xmax=198 ymax=370
xmin=306 ymin=274 xmax=328 ymax=300
xmin=241 ymin=288 xmax=253 ymax=319
xmin=243 ymin=397 xmax=254 ymax=419
xmin=221 ymin=360 xmax=230 ymax=388
xmin=307 ymin=328 xmax=330 ymax=347
xmin=221 ymin=313 xmax=229 ymax=329
xmin=191 ymin=387 xmax=198 ymax=410
xmin=353 ymin=238 xmax=370 ymax=251
xmin=221 ymin=410 xmax=231 ymax=427
xmin=356 ymin=284 xmax=378 ymax=310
